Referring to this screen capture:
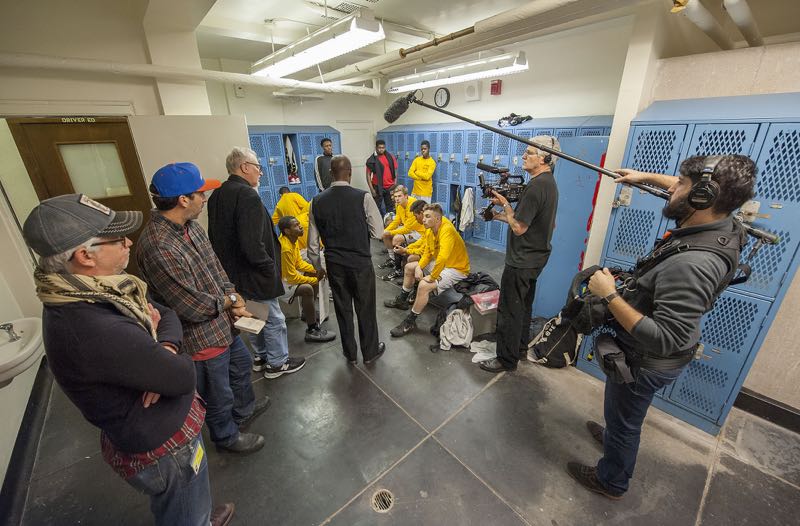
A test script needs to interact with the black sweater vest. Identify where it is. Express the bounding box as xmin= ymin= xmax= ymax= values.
xmin=312 ymin=185 xmax=372 ymax=268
